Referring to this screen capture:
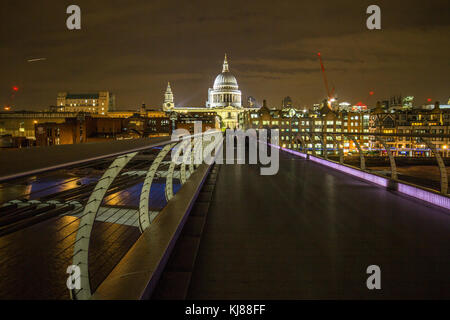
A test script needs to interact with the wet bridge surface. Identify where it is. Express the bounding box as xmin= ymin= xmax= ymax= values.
xmin=186 ymin=150 xmax=450 ymax=299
